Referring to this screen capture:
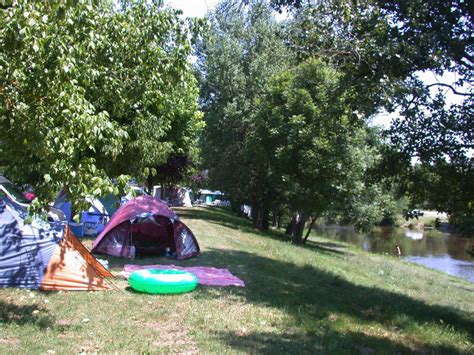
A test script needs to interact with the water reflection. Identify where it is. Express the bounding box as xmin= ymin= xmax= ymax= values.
xmin=317 ymin=225 xmax=474 ymax=282
xmin=404 ymin=230 xmax=423 ymax=240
